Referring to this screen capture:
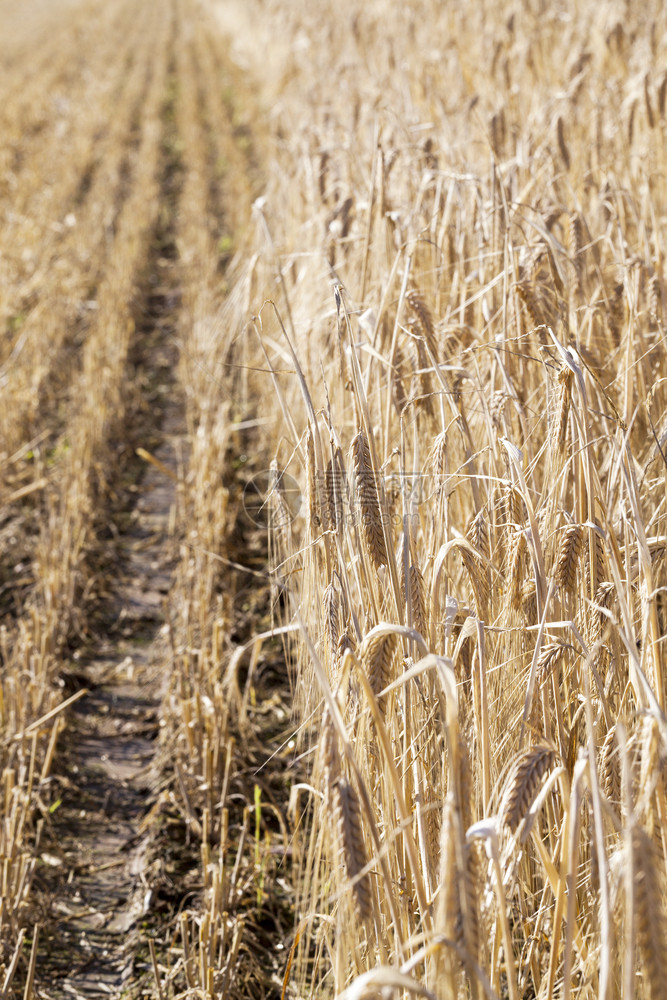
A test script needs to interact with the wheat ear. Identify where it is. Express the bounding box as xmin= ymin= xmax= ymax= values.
xmin=633 ymin=825 xmax=667 ymax=999
xmin=322 ymin=583 xmax=340 ymax=656
xmin=502 ymin=744 xmax=556 ymax=833
xmin=333 ymin=777 xmax=373 ymax=924
xmin=359 ymin=631 xmax=398 ymax=716
xmin=536 ymin=641 xmax=568 ymax=684
xmin=555 ymin=522 xmax=583 ymax=591
xmin=554 ymin=364 xmax=574 ymax=454
xmin=402 ymin=562 xmax=427 ymax=638
xmin=351 ymin=428 xmax=388 ymax=570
